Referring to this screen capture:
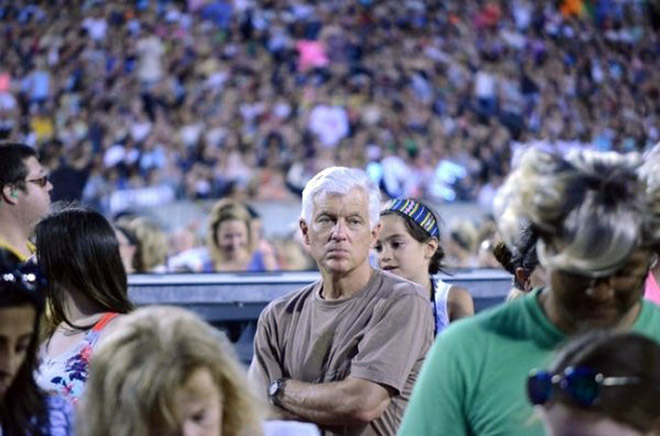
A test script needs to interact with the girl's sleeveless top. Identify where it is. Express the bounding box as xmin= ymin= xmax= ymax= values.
xmin=35 ymin=313 xmax=119 ymax=405
xmin=431 ymin=278 xmax=451 ymax=335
